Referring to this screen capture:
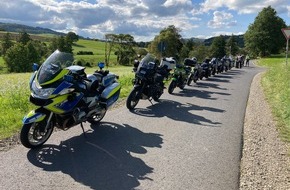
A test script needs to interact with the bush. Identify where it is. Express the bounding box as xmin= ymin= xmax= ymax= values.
xmin=75 ymin=59 xmax=92 ymax=67
xmin=77 ymin=51 xmax=94 ymax=55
